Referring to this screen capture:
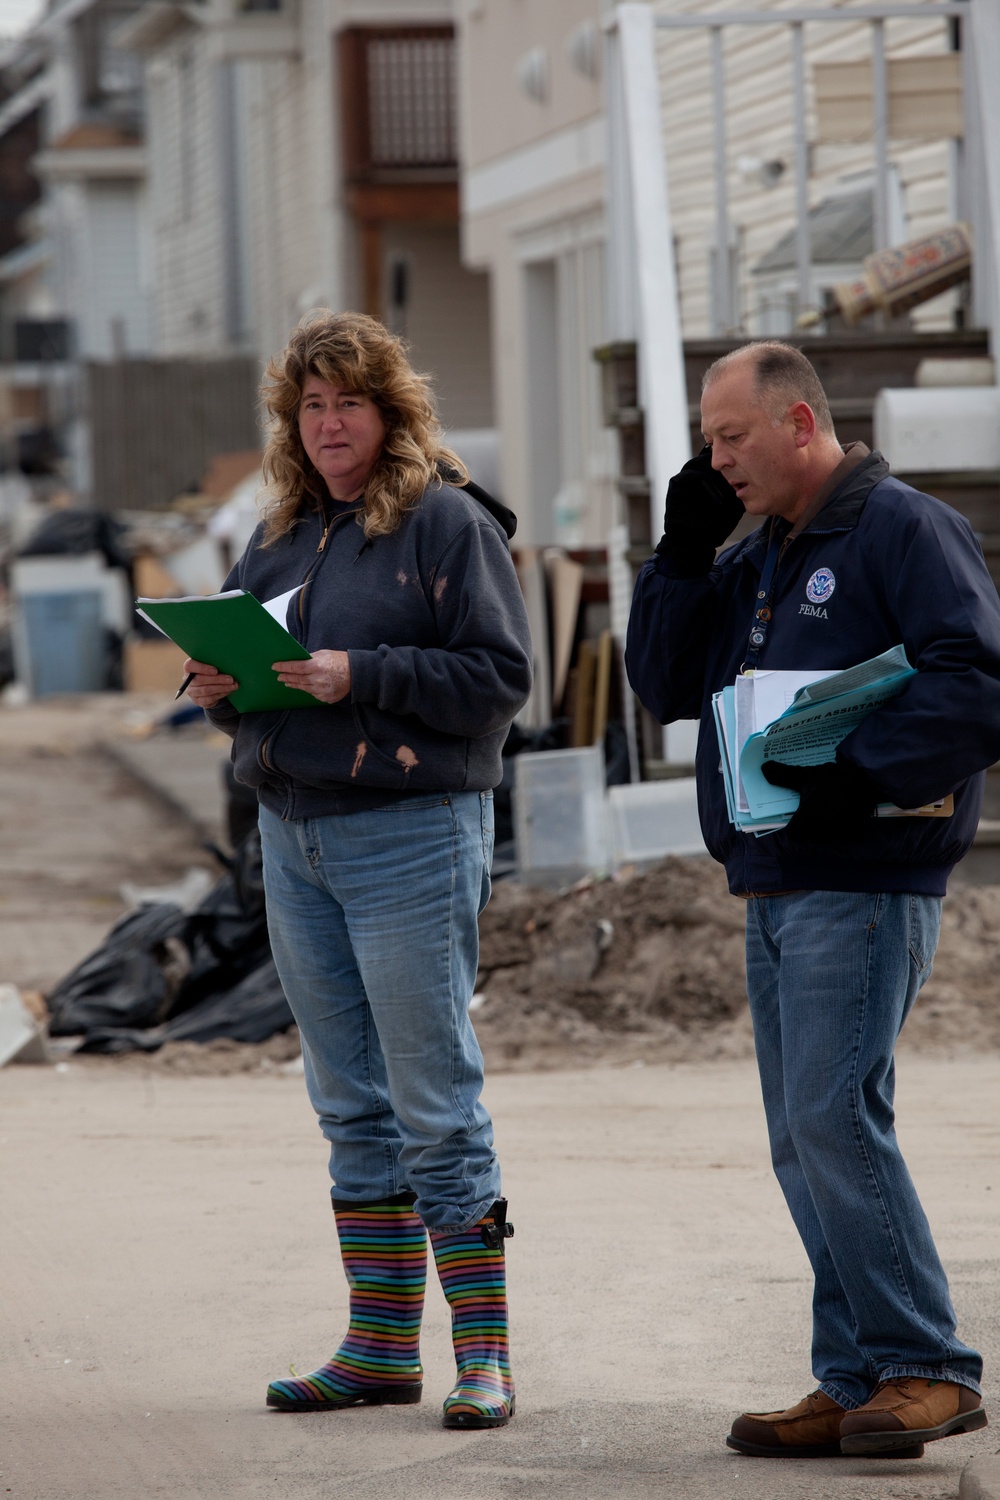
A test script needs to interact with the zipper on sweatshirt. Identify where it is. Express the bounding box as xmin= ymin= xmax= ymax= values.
xmin=316 ymin=497 xmax=363 ymax=554
xmin=299 ymin=507 xmax=360 ymax=623
xmin=255 ymin=510 xmax=353 ymax=772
